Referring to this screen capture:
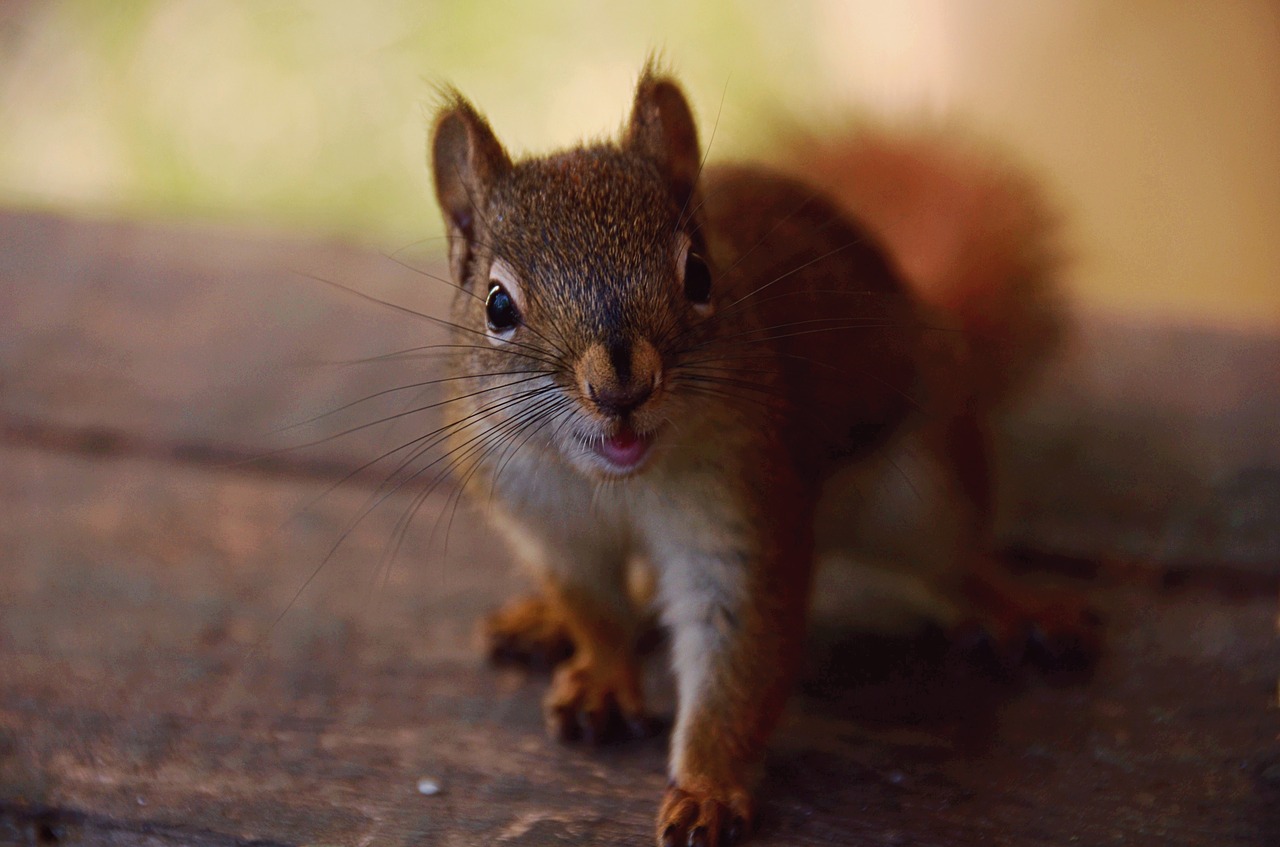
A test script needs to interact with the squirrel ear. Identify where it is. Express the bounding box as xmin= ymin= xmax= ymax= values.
xmin=430 ymin=94 xmax=511 ymax=273
xmin=625 ymin=70 xmax=702 ymax=207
